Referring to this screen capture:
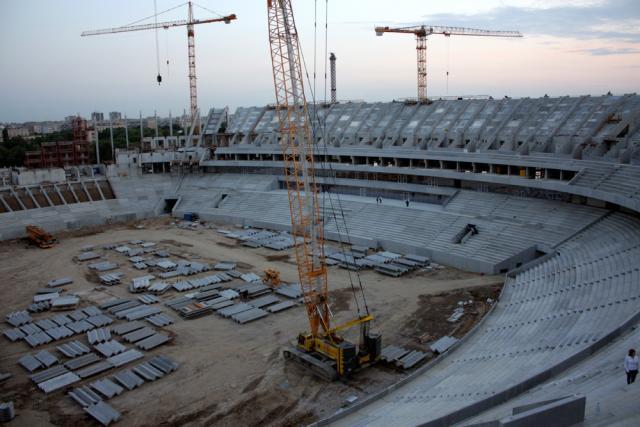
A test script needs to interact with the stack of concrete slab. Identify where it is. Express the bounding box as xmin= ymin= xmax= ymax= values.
xmin=47 ymin=277 xmax=73 ymax=288
xmin=57 ymin=341 xmax=91 ymax=358
xmin=87 ymin=328 xmax=112 ymax=345
xmin=145 ymin=313 xmax=174 ymax=327
xmin=0 ymin=402 xmax=15 ymax=423
xmin=177 ymin=301 xmax=214 ymax=319
xmin=214 ymin=261 xmax=236 ymax=271
xmin=374 ymin=253 xmax=429 ymax=277
xmin=171 ymin=273 xmax=231 ymax=292
xmin=380 ymin=345 xmax=428 ymax=369
xmin=30 ymin=365 xmax=81 ymax=393
xmin=235 ymin=282 xmax=270 ymax=298
xmin=99 ymin=273 xmax=122 ymax=286
xmin=88 ymin=262 xmax=118 ymax=272
xmin=78 ymin=252 xmax=101 ymax=262
xmin=5 ymin=310 xmax=32 ymax=326
xmin=147 ymin=281 xmax=171 ymax=295
xmin=129 ymin=275 xmax=154 ymax=293
xmin=137 ymin=294 xmax=159 ymax=305
xmin=135 ymin=333 xmax=170 ymax=350
xmin=84 ymin=401 xmax=121 ymax=426
xmin=28 ymin=301 xmax=51 ymax=313
xmin=429 ymin=335 xmax=459 ymax=355
xmin=51 ymin=296 xmax=80 ymax=310
xmin=94 ymin=340 xmax=127 ymax=358
xmin=275 ymin=283 xmax=302 ymax=299
xmin=266 ymin=300 xmax=297 ymax=313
